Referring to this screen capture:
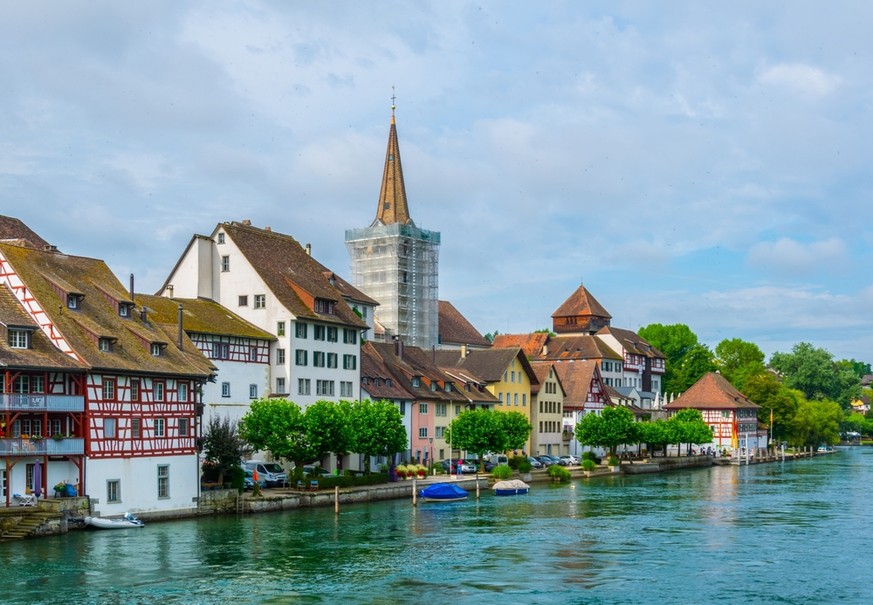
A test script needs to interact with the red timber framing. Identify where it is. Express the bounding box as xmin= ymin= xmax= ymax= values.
xmin=86 ymin=374 xmax=197 ymax=459
xmin=1 ymin=370 xmax=86 ymax=506
xmin=189 ymin=333 xmax=270 ymax=363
